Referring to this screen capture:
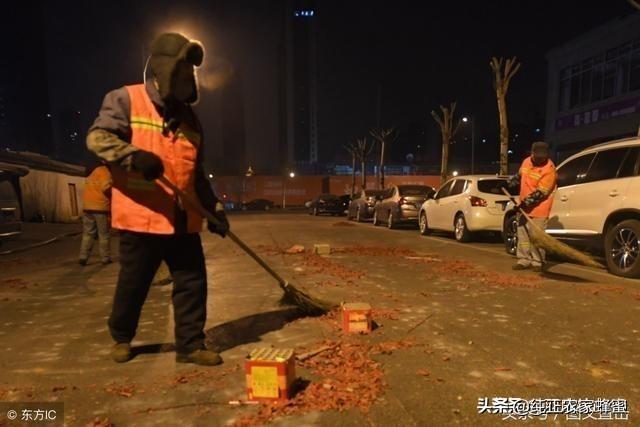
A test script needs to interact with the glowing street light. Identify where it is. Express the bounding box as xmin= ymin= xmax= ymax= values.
xmin=461 ymin=115 xmax=475 ymax=174
xmin=208 ymin=173 xmax=213 ymax=179
xmin=283 ymin=170 xmax=296 ymax=209
xmin=452 ymin=171 xmax=459 ymax=177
